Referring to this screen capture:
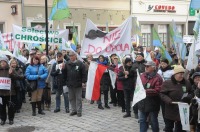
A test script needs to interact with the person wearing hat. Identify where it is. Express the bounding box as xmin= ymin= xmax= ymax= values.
xmin=155 ymin=47 xmax=161 ymax=62
xmin=96 ymin=55 xmax=111 ymax=110
xmin=50 ymin=52 xmax=69 ymax=113
xmin=109 ymin=54 xmax=118 ymax=107
xmin=131 ymin=52 xmax=146 ymax=119
xmin=62 ymin=51 xmax=87 ymax=117
xmin=138 ymin=61 xmax=163 ymax=132
xmin=0 ymin=57 xmax=21 ymax=125
xmin=160 ymin=65 xmax=193 ymax=132
xmin=118 ymin=58 xmax=137 ymax=118
xmin=157 ymin=58 xmax=174 ymax=131
xmin=190 ymin=72 xmax=200 ymax=131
